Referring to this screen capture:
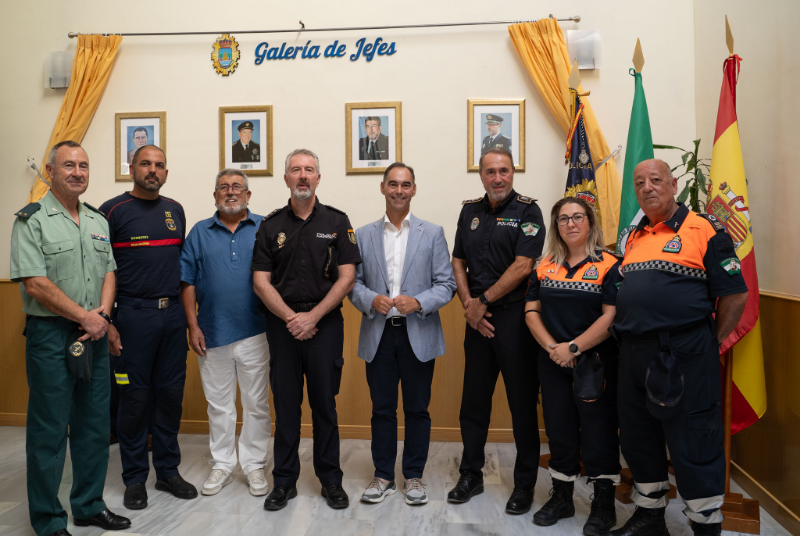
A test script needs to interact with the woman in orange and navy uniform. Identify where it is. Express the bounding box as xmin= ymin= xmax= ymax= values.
xmin=524 ymin=197 xmax=621 ymax=535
